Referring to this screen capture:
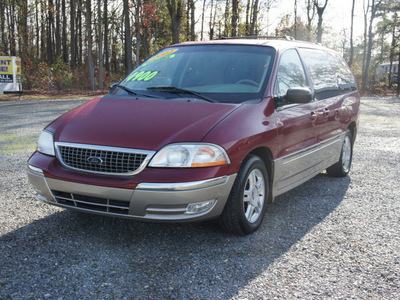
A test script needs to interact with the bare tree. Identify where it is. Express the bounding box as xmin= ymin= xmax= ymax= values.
xmin=294 ymin=0 xmax=298 ymax=39
xmin=189 ymin=0 xmax=196 ymax=40
xmin=306 ymin=0 xmax=315 ymax=40
xmin=104 ymin=0 xmax=110 ymax=75
xmin=98 ymin=0 xmax=103 ymax=89
xmin=86 ymin=0 xmax=95 ymax=90
xmin=209 ymin=0 xmax=214 ymax=39
xmin=135 ymin=0 xmax=141 ymax=67
xmin=201 ymin=0 xmax=206 ymax=40
xmin=349 ymin=0 xmax=355 ymax=67
xmin=223 ymin=0 xmax=230 ymax=37
xmin=387 ymin=11 xmax=398 ymax=88
xmin=245 ymin=0 xmax=251 ymax=35
xmin=47 ymin=0 xmax=54 ymax=64
xmin=362 ymin=0 xmax=383 ymax=93
xmin=70 ymin=0 xmax=76 ymax=71
xmin=314 ymin=0 xmax=328 ymax=43
xmin=166 ymin=0 xmax=183 ymax=44
xmin=123 ymin=0 xmax=134 ymax=74
xmin=231 ymin=0 xmax=239 ymax=37
xmin=250 ymin=0 xmax=260 ymax=35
